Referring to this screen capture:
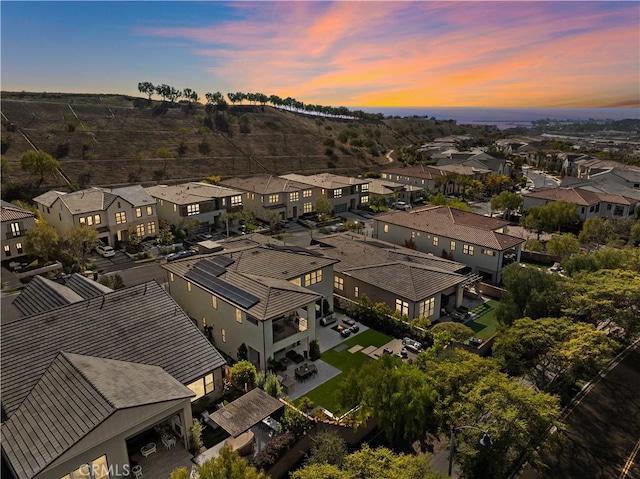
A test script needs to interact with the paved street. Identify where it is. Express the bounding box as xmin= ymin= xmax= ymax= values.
xmin=523 ymin=166 xmax=560 ymax=189
xmin=101 ymin=262 xmax=167 ymax=287
xmin=521 ymin=342 xmax=640 ymax=479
